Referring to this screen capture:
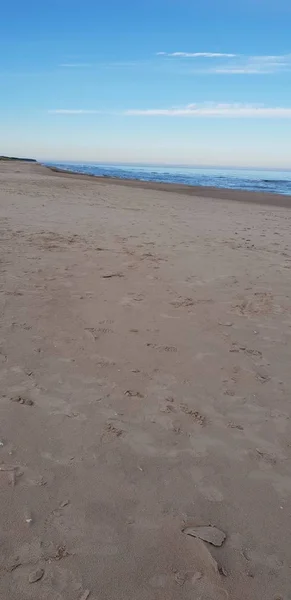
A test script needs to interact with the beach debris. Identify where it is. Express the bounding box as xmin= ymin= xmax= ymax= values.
xmin=29 ymin=568 xmax=44 ymax=583
xmin=182 ymin=525 xmax=226 ymax=547
xmin=102 ymin=272 xmax=124 ymax=278
xmin=11 ymin=396 xmax=34 ymax=406
xmin=79 ymin=591 xmax=90 ymax=600
xmin=24 ymin=509 xmax=33 ymax=525
xmin=218 ymin=321 xmax=233 ymax=327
